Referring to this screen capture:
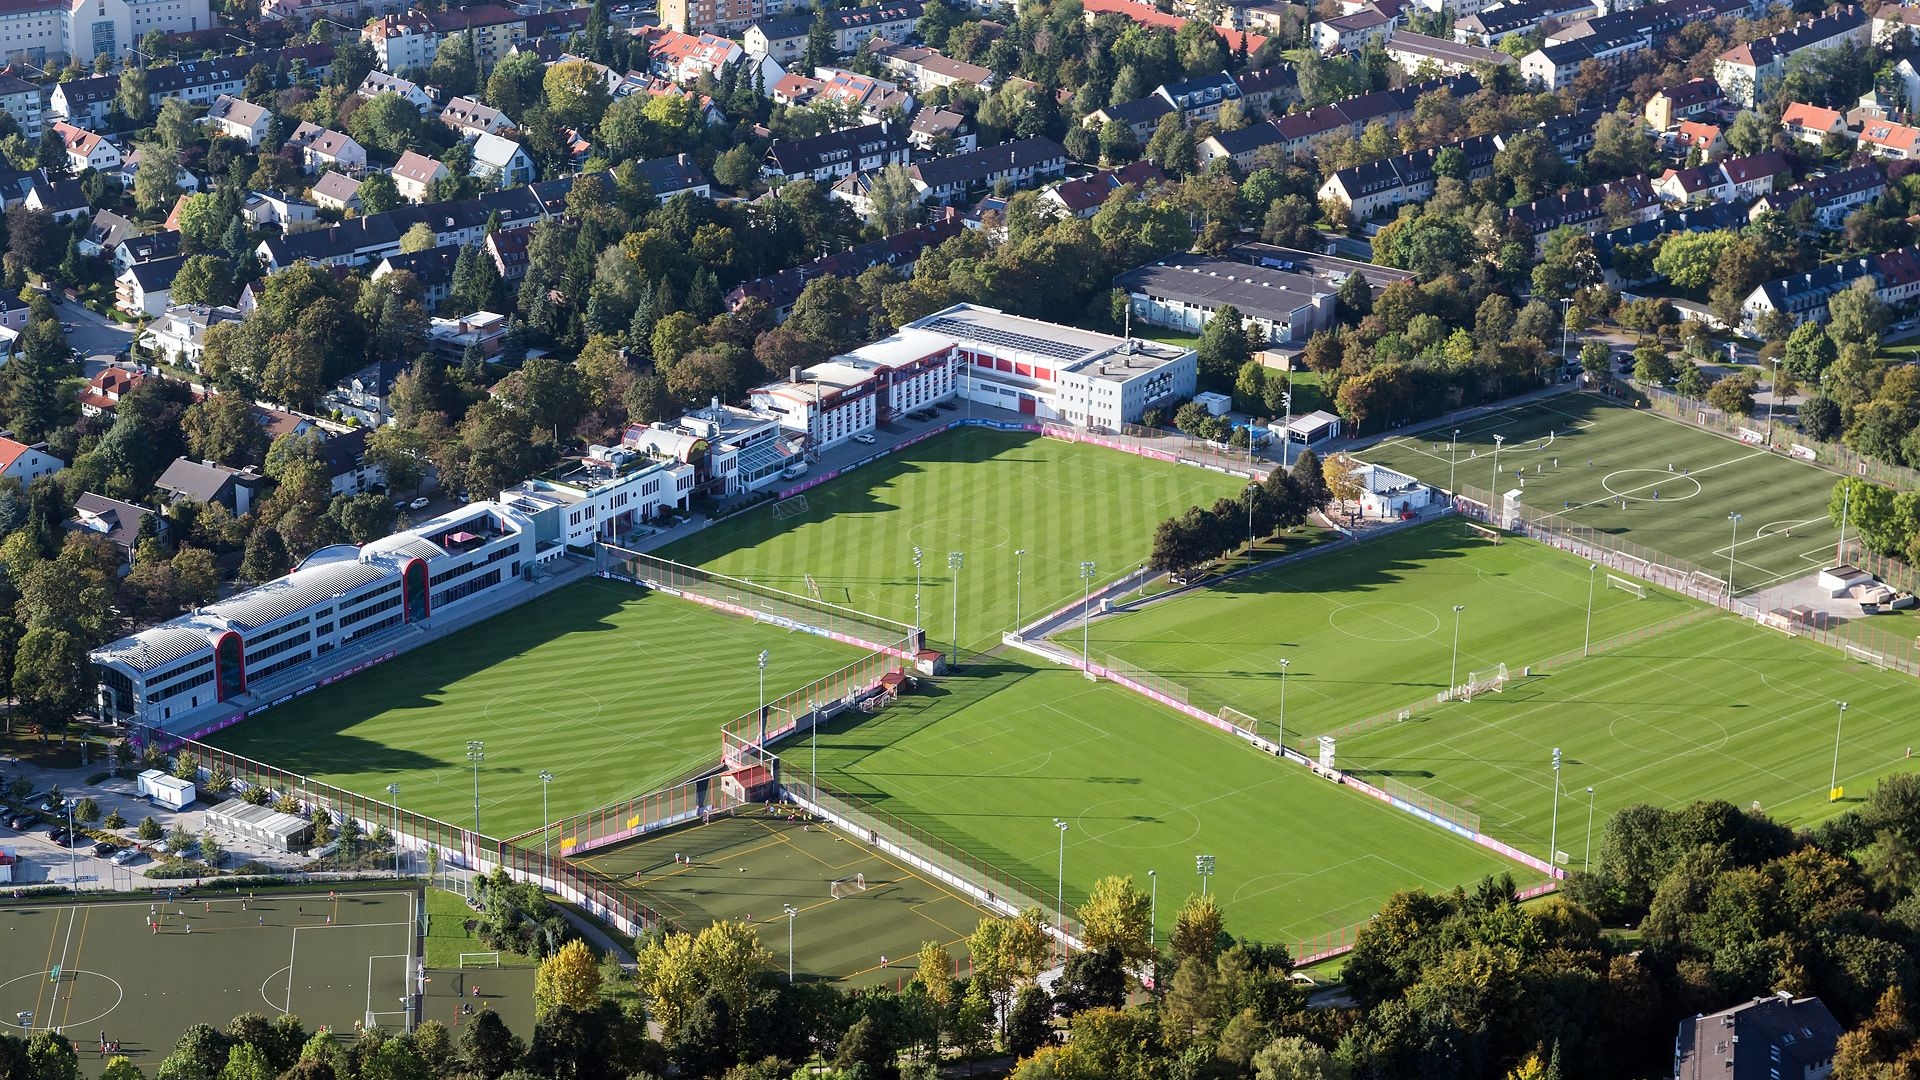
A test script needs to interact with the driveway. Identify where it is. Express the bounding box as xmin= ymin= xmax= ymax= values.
xmin=56 ymin=300 xmax=136 ymax=361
